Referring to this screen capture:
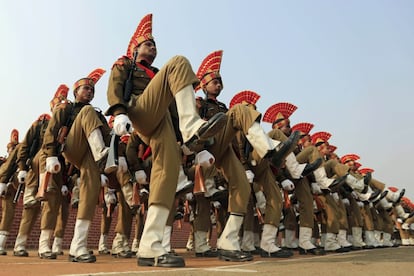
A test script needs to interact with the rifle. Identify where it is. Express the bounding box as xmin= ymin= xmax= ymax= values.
xmin=193 ymin=164 xmax=206 ymax=194
xmin=104 ymin=132 xmax=119 ymax=174
xmin=14 ymin=118 xmax=44 ymax=203
xmin=123 ymin=50 xmax=138 ymax=103
xmin=36 ymin=171 xmax=53 ymax=201
xmin=104 ymin=52 xmax=137 ymax=173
